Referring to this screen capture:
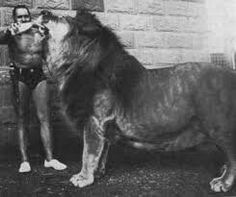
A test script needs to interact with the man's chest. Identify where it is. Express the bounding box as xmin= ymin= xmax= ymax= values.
xmin=13 ymin=29 xmax=44 ymax=52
